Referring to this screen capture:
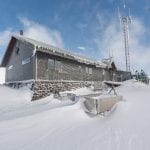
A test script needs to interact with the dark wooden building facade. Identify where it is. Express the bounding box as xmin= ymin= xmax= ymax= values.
xmin=2 ymin=36 xmax=111 ymax=83
xmin=2 ymin=36 xmax=114 ymax=100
